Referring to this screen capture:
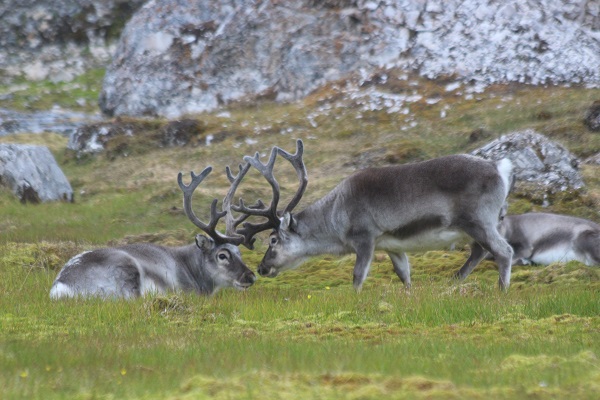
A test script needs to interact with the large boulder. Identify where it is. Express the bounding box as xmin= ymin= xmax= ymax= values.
xmin=0 ymin=144 xmax=73 ymax=203
xmin=471 ymin=130 xmax=584 ymax=198
xmin=100 ymin=0 xmax=600 ymax=118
